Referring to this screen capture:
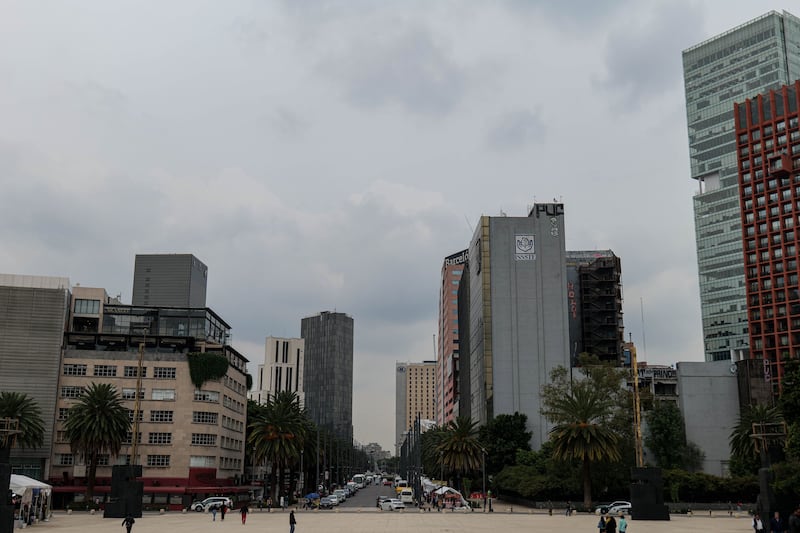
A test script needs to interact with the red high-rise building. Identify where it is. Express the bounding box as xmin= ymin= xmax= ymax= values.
xmin=735 ymin=80 xmax=800 ymax=395
xmin=436 ymin=250 xmax=467 ymax=425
